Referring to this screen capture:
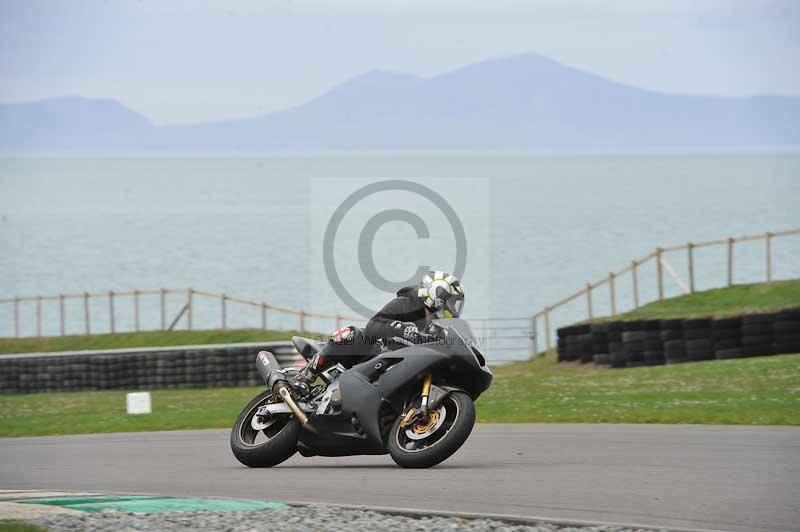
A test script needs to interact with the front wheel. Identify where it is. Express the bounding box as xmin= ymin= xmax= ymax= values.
xmin=230 ymin=389 xmax=299 ymax=467
xmin=388 ymin=390 xmax=475 ymax=469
